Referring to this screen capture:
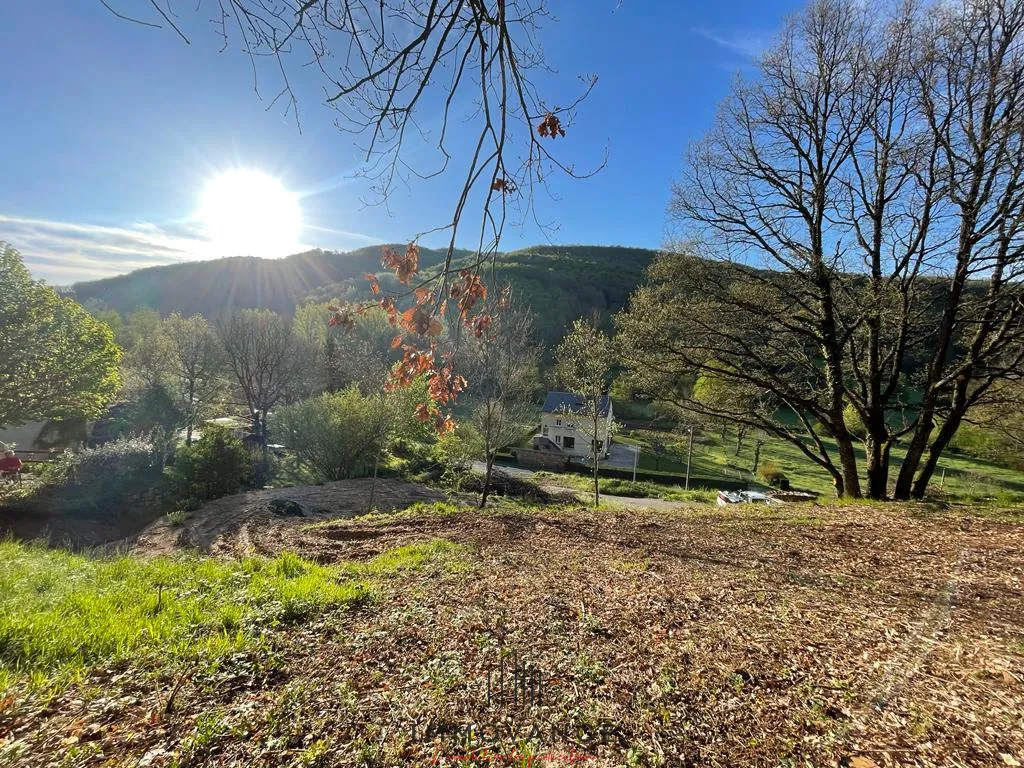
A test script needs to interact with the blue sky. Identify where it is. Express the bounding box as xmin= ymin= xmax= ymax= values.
xmin=0 ymin=0 xmax=801 ymax=284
